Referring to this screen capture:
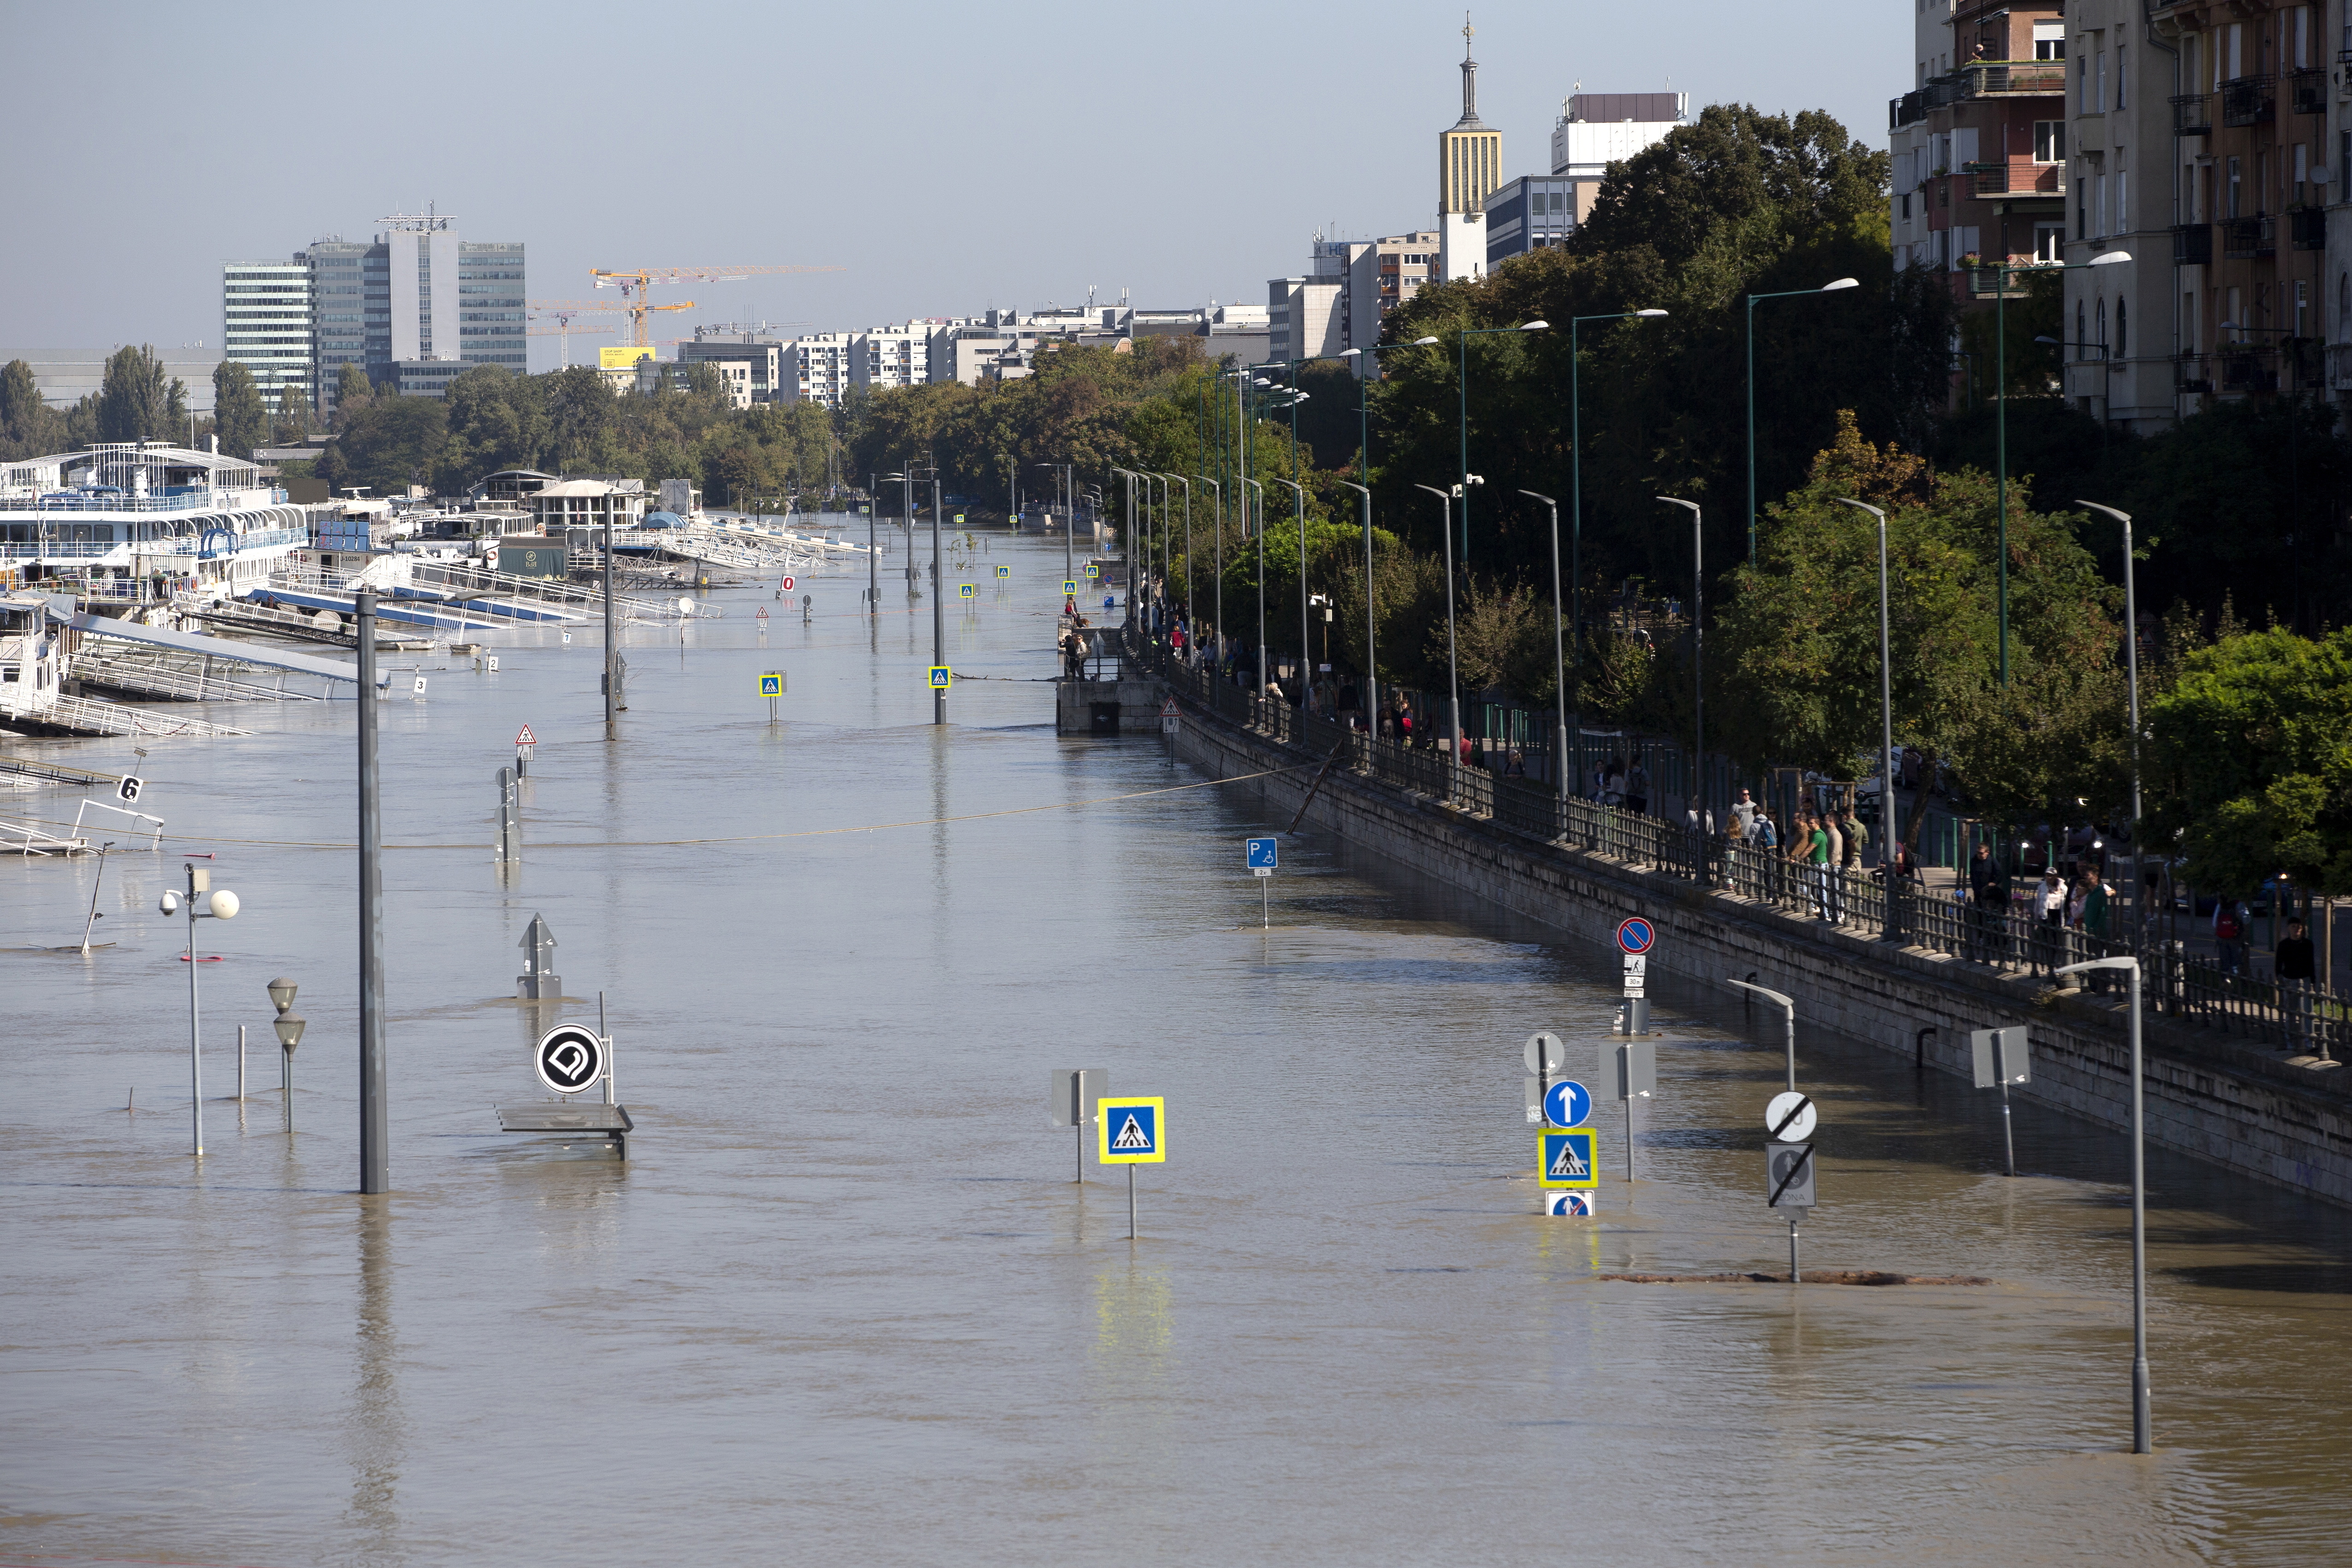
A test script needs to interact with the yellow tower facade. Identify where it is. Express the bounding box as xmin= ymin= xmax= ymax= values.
xmin=1437 ymin=17 xmax=1500 ymax=281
